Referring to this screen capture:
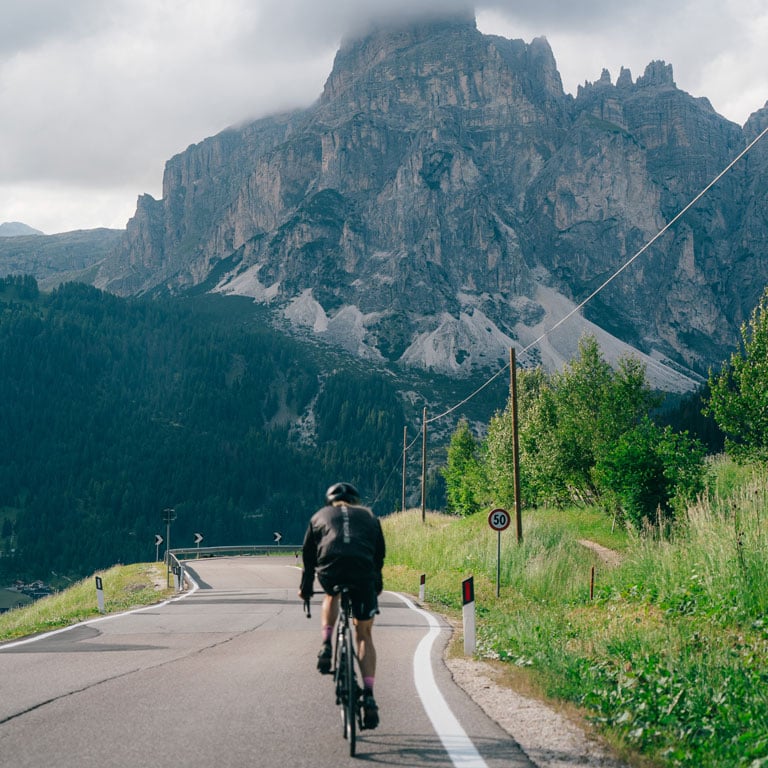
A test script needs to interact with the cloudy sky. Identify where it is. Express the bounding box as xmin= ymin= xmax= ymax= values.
xmin=2 ymin=0 xmax=766 ymax=235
